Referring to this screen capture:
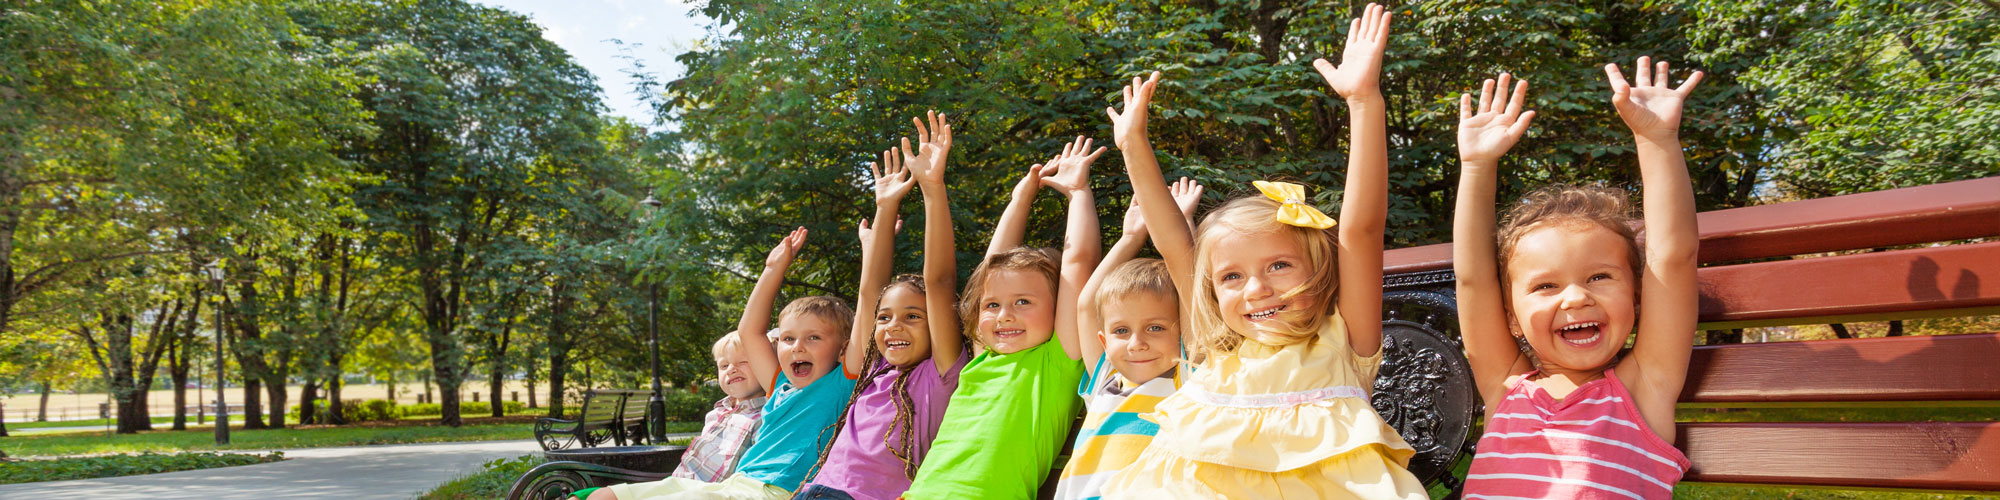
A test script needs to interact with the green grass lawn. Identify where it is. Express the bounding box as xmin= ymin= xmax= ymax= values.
xmin=0 ymin=451 xmax=287 ymax=485
xmin=7 ymin=416 xmax=179 ymax=430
